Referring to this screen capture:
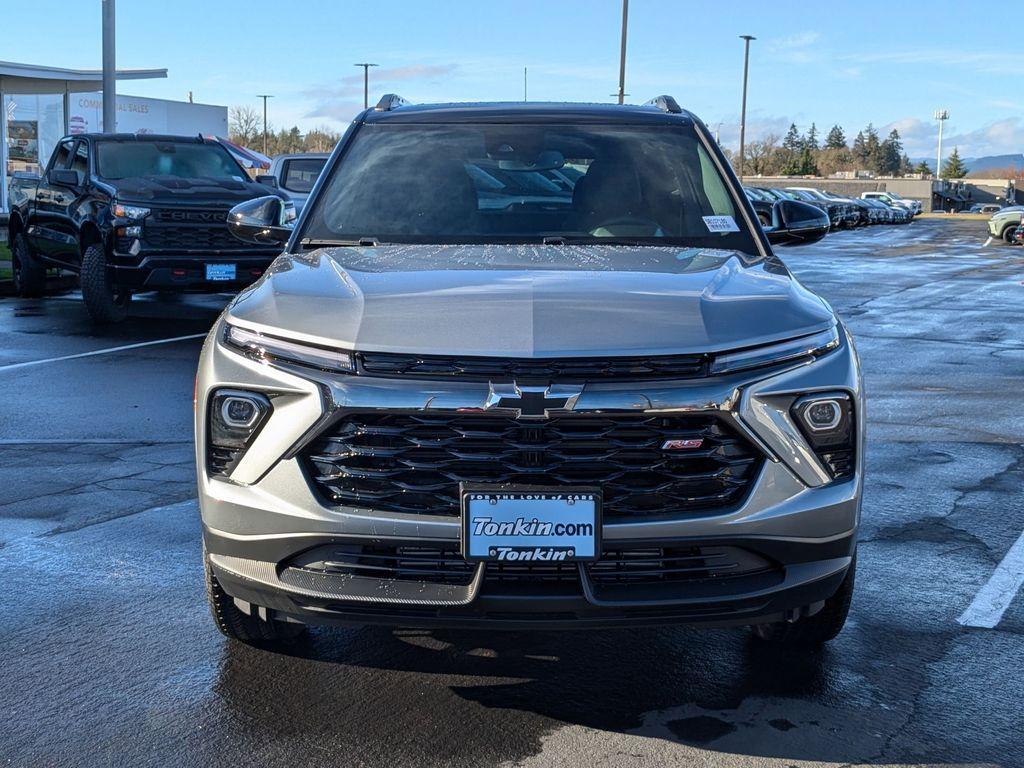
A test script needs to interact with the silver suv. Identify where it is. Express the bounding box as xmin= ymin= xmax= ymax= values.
xmin=196 ymin=95 xmax=863 ymax=647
